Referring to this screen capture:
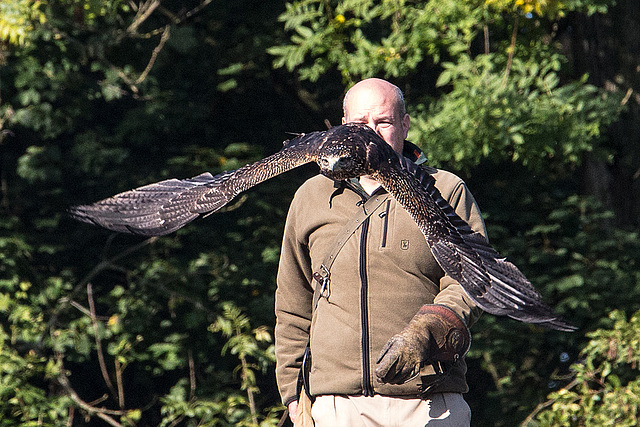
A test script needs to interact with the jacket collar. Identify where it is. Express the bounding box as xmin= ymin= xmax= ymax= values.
xmin=402 ymin=140 xmax=428 ymax=165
